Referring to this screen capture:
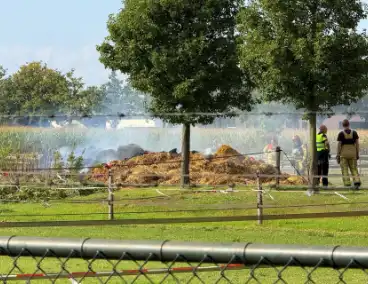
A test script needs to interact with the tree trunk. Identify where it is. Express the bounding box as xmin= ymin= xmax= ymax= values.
xmin=308 ymin=113 xmax=318 ymax=190
xmin=181 ymin=123 xmax=190 ymax=187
